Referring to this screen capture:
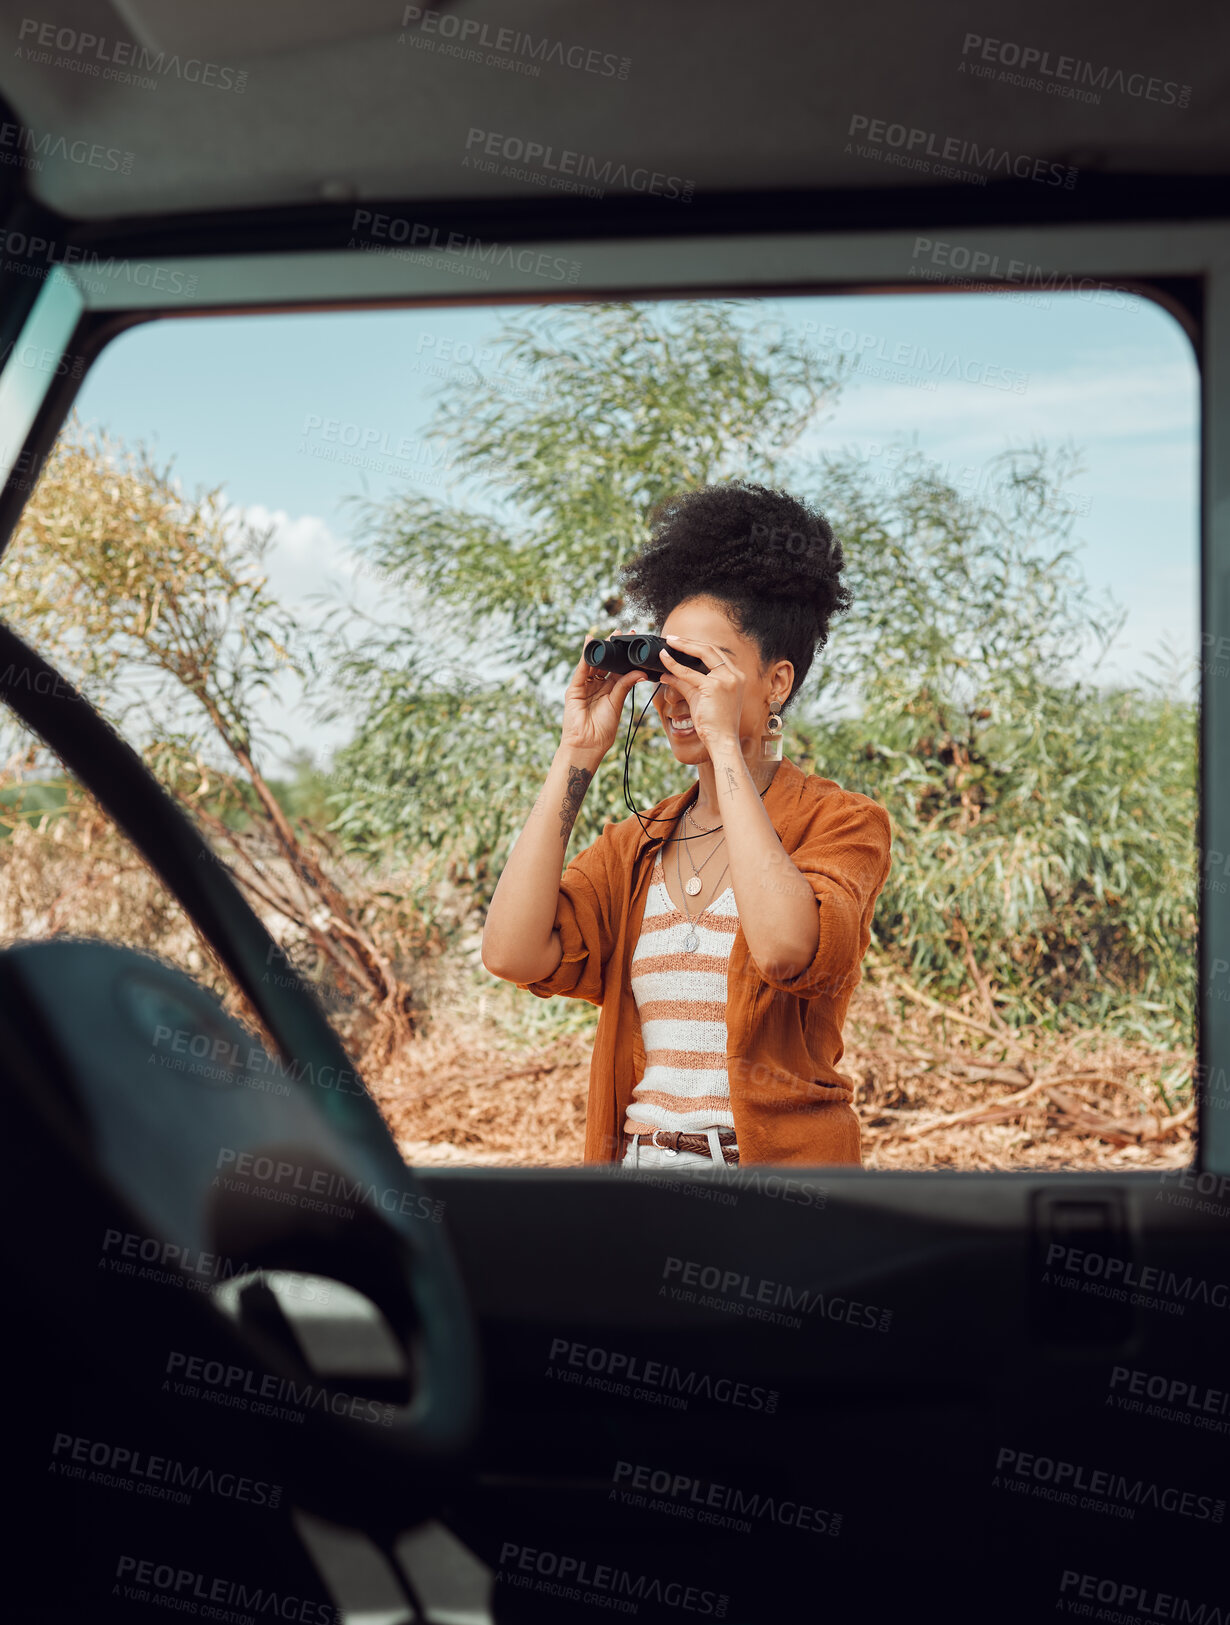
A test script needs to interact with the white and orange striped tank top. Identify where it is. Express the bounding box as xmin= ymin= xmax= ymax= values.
xmin=622 ymin=854 xmax=738 ymax=1138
